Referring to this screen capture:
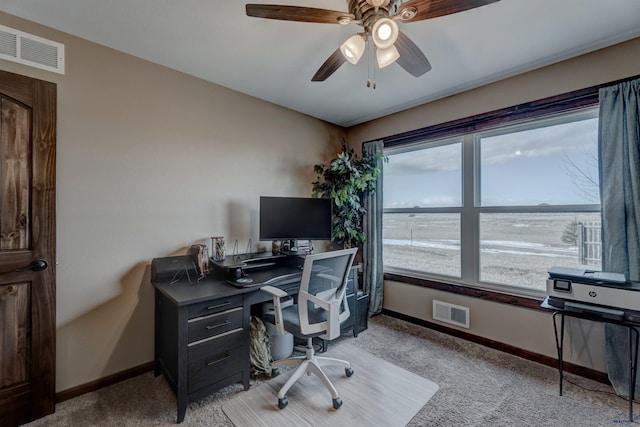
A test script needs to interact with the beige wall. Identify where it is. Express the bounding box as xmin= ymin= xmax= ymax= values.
xmin=0 ymin=12 xmax=345 ymax=392
xmin=347 ymin=37 xmax=640 ymax=373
